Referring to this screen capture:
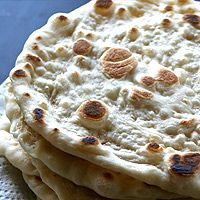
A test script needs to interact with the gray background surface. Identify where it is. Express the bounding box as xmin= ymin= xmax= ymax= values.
xmin=0 ymin=0 xmax=90 ymax=83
